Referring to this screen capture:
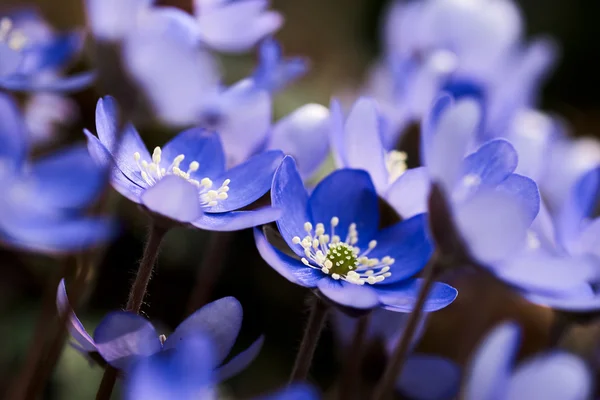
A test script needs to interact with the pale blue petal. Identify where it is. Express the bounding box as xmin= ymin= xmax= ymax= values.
xmin=252 ymin=37 xmax=308 ymax=93
xmin=317 ymin=278 xmax=380 ymax=310
xmin=462 ymin=139 xmax=518 ymax=187
xmin=85 ymin=0 xmax=152 ymax=41
xmin=386 ymin=167 xmax=431 ymax=219
xmin=397 ymin=355 xmax=461 ymax=400
xmin=217 ymin=336 xmax=264 ymax=381
xmin=140 ymin=176 xmax=203 ymax=223
xmin=56 ymin=279 xmax=96 ymax=352
xmin=377 ymin=279 xmax=457 ymax=313
xmin=193 ymin=207 xmax=281 ymax=231
xmin=495 ymin=174 xmax=540 ymax=224
xmin=0 ymin=92 xmax=27 ymax=172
